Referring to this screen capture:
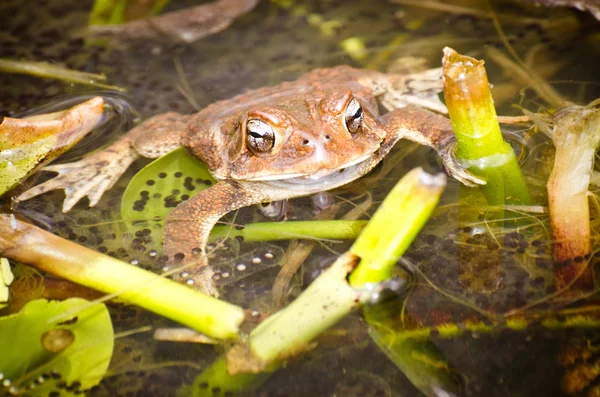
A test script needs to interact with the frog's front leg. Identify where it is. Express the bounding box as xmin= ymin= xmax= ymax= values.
xmin=163 ymin=180 xmax=267 ymax=296
xmin=18 ymin=111 xmax=189 ymax=212
xmin=382 ymin=105 xmax=485 ymax=186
